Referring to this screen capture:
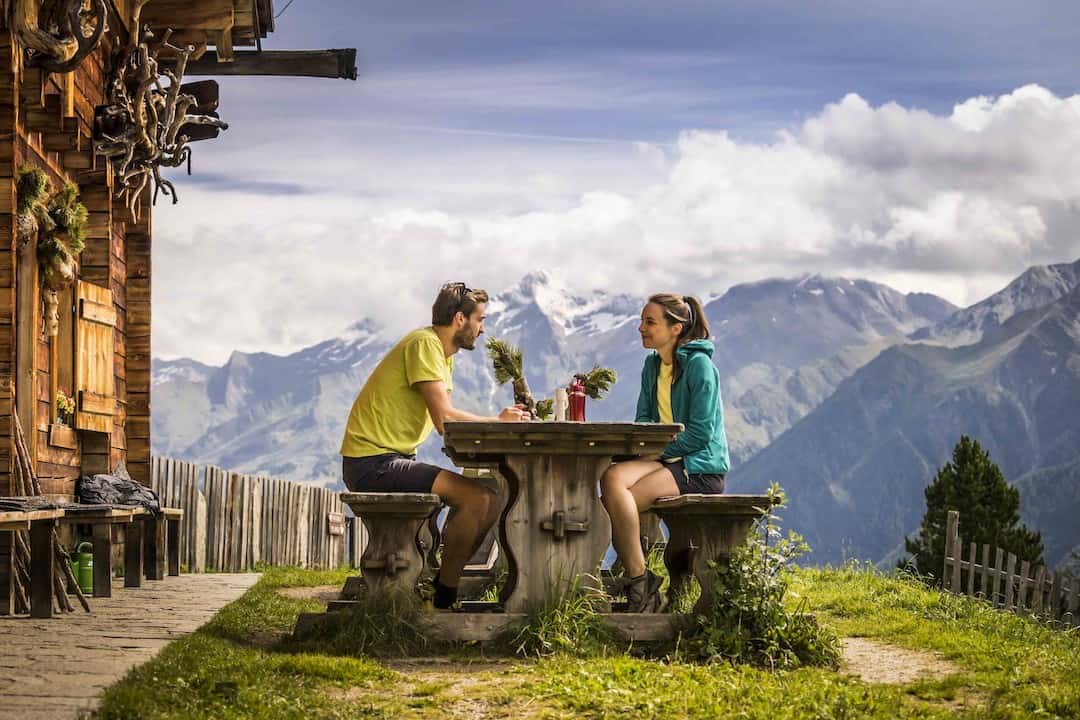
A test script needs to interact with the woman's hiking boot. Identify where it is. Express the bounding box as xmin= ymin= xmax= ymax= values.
xmin=625 ymin=569 xmax=666 ymax=613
